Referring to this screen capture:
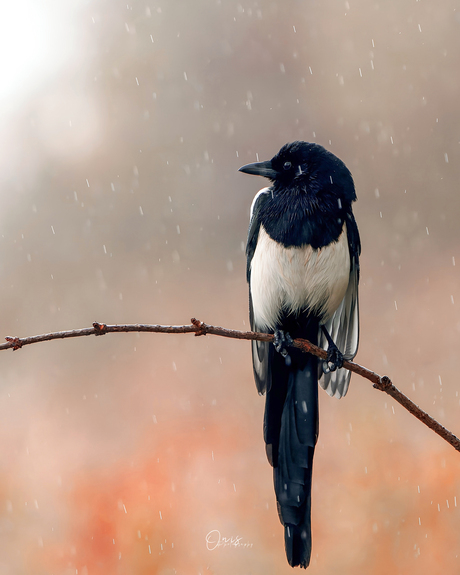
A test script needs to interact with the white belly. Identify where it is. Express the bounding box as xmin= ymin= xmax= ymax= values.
xmin=250 ymin=224 xmax=350 ymax=330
